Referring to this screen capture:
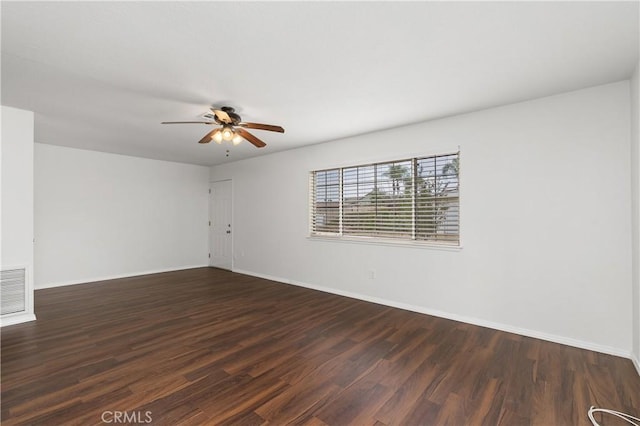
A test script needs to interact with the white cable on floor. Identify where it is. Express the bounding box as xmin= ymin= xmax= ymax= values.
xmin=588 ymin=406 xmax=640 ymax=426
